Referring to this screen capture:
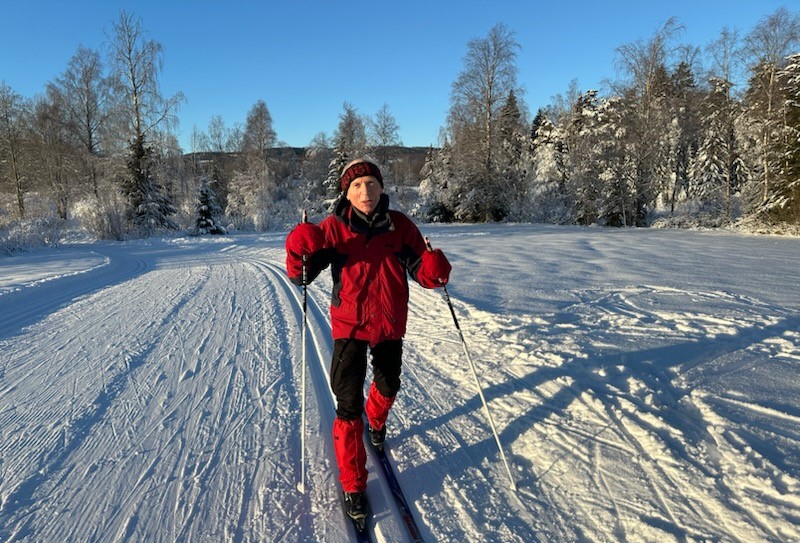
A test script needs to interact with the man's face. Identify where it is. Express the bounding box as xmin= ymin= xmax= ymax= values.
xmin=346 ymin=176 xmax=383 ymax=215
